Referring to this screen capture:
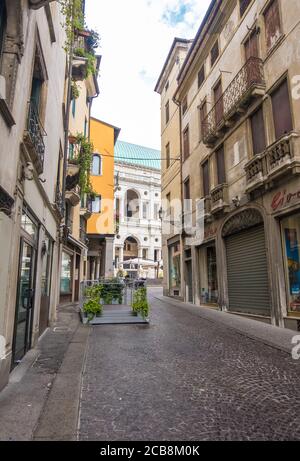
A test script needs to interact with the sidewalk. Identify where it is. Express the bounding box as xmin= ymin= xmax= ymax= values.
xmin=154 ymin=294 xmax=298 ymax=355
xmin=0 ymin=304 xmax=89 ymax=441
